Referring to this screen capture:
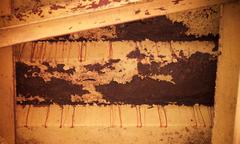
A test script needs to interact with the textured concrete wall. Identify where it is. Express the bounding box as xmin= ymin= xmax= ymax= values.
xmin=14 ymin=5 xmax=220 ymax=144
